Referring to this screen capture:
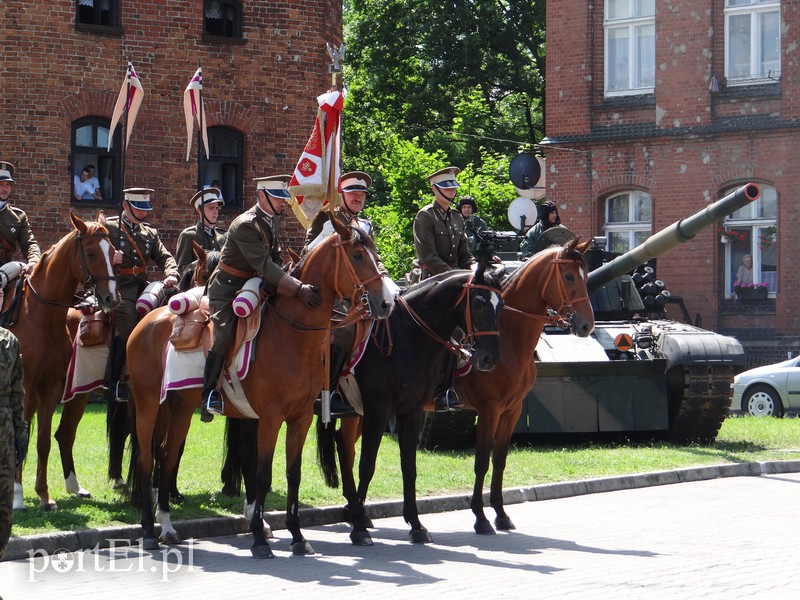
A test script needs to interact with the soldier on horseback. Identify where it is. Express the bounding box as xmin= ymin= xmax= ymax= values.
xmin=0 ymin=162 xmax=42 ymax=300
xmin=104 ymin=188 xmax=180 ymax=402
xmin=175 ymin=187 xmax=228 ymax=276
xmin=201 ymin=174 xmax=322 ymax=422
